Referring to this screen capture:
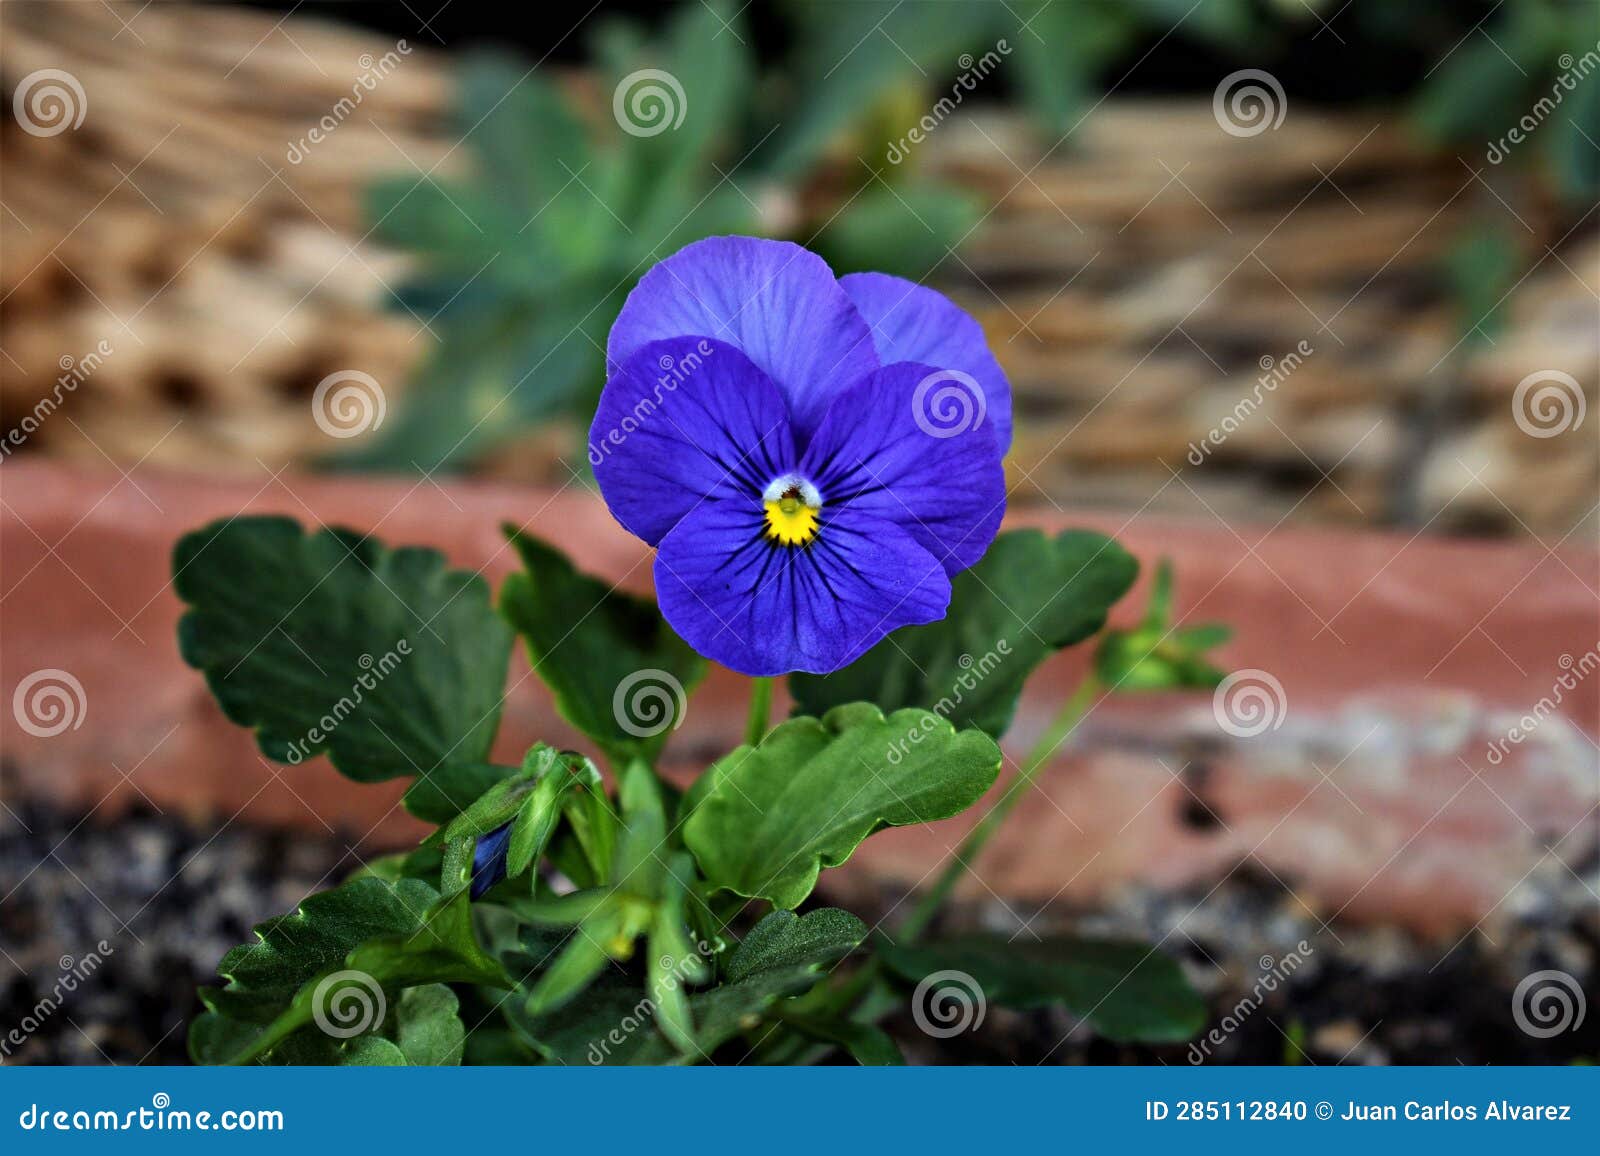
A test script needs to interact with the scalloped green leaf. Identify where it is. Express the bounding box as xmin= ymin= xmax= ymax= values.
xmin=501 ymin=528 xmax=706 ymax=765
xmin=880 ymin=935 xmax=1205 ymax=1043
xmin=191 ymin=876 xmax=507 ymax=1065
xmin=175 ymin=516 xmax=513 ymax=782
xmin=683 ymin=704 xmax=1001 ymax=909
xmin=258 ymin=984 xmax=466 ymax=1066
xmin=789 ymin=530 xmax=1138 ymax=737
